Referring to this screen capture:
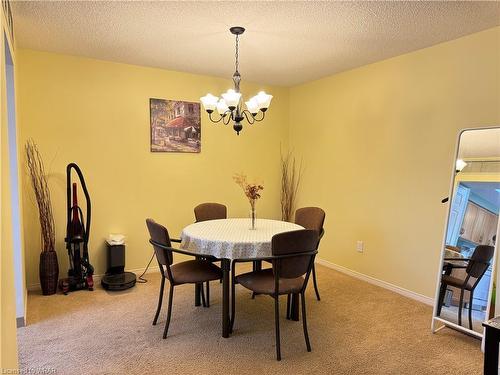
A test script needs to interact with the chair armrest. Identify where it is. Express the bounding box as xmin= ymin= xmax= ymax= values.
xmin=232 ymin=250 xmax=318 ymax=263
xmin=444 ymin=258 xmax=471 ymax=262
xmin=170 ymin=238 xmax=182 ymax=243
xmin=445 ymin=265 xmax=467 ymax=269
xmin=149 ymin=239 xmax=199 ymax=258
